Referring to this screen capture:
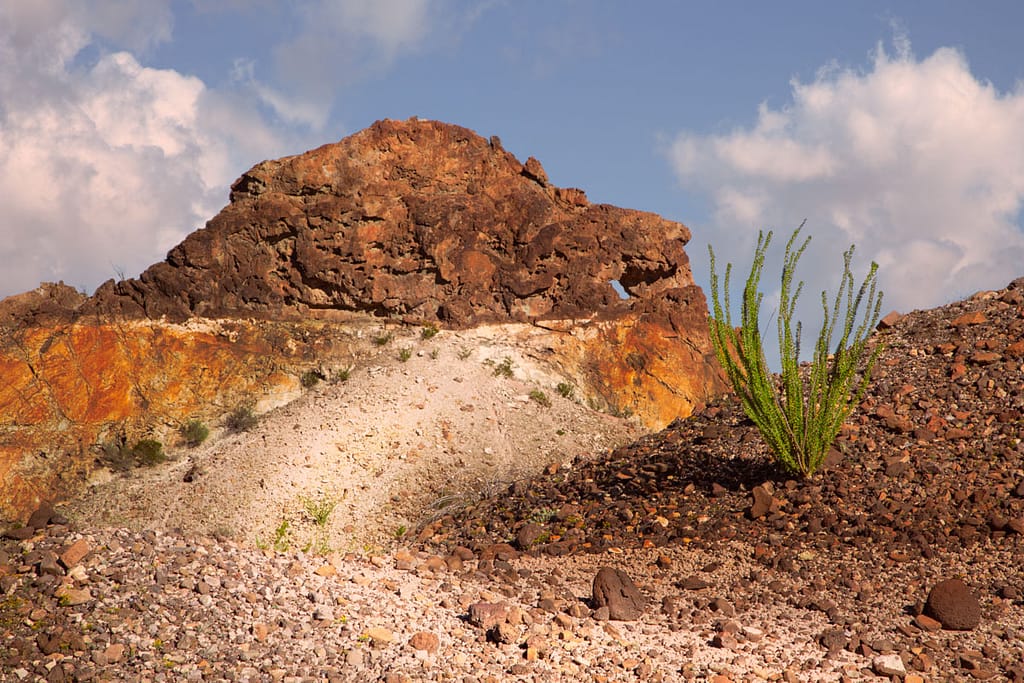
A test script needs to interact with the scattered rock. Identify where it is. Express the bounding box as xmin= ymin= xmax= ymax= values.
xmin=468 ymin=602 xmax=511 ymax=630
xmin=515 ymin=523 xmax=545 ymax=550
xmin=749 ymin=483 xmax=775 ymax=519
xmin=926 ymin=578 xmax=982 ymax=630
xmin=873 ymin=653 xmax=907 ymax=676
xmin=409 ymin=631 xmax=440 ymax=654
xmin=59 ymin=538 xmax=91 ymax=569
xmin=592 ymin=567 xmax=646 ymax=621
